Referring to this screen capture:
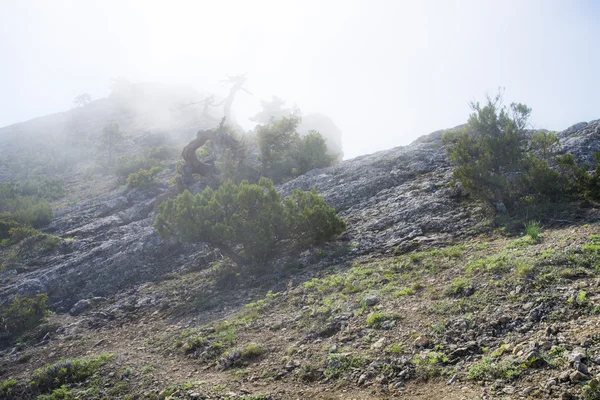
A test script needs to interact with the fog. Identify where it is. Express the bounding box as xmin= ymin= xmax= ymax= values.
xmin=1 ymin=0 xmax=599 ymax=159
